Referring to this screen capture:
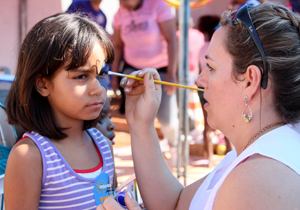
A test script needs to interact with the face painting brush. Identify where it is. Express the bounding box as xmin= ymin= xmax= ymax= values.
xmin=108 ymin=71 xmax=204 ymax=92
